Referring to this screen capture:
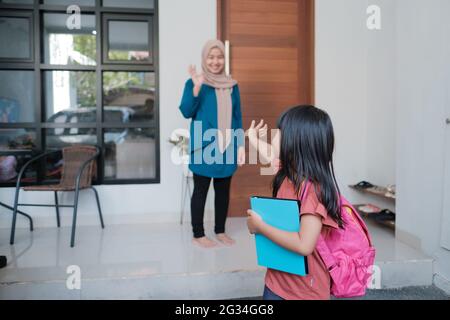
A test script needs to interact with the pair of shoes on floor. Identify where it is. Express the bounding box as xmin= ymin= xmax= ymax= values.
xmin=374 ymin=209 xmax=395 ymax=222
xmin=354 ymin=181 xmax=374 ymax=189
